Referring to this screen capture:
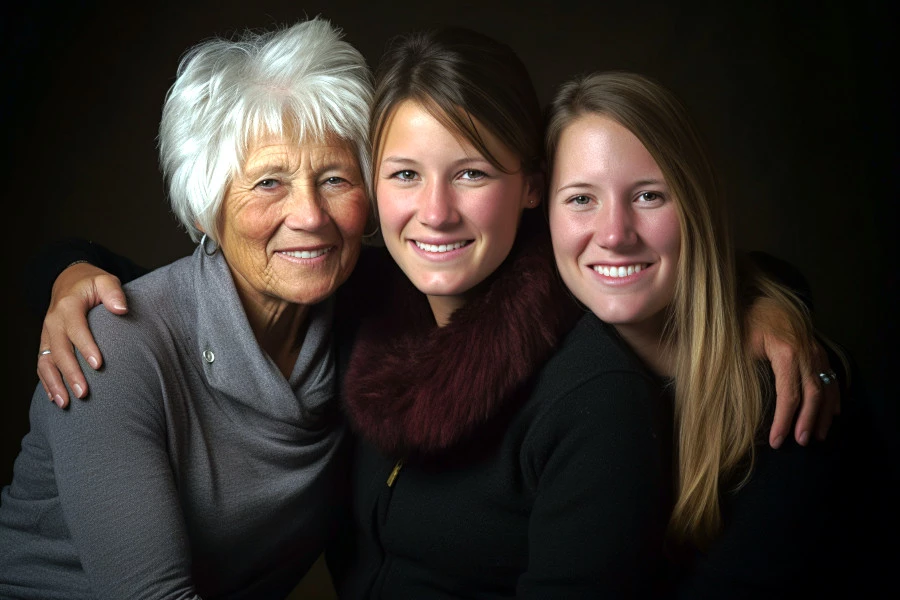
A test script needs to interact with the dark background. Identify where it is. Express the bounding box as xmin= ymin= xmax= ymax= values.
xmin=2 ymin=0 xmax=896 ymax=595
